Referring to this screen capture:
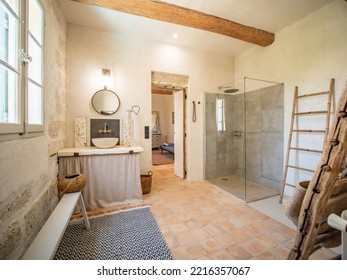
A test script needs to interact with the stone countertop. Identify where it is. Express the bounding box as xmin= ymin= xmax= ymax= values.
xmin=57 ymin=146 xmax=144 ymax=157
